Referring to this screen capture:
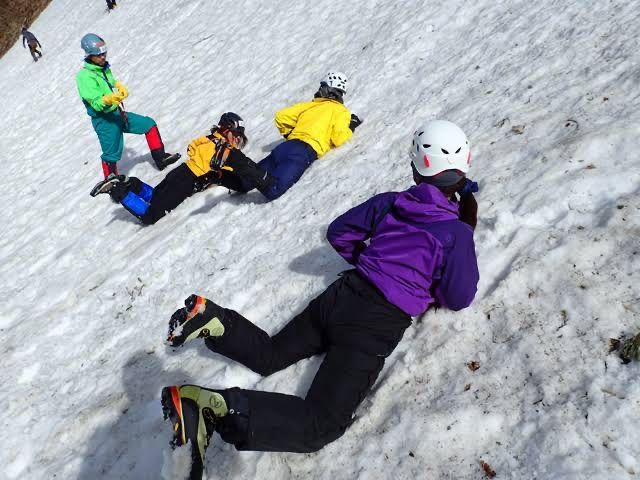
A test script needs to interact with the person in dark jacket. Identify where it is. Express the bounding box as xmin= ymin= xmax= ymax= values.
xmin=160 ymin=120 xmax=480 ymax=480
xmin=21 ymin=27 xmax=42 ymax=62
